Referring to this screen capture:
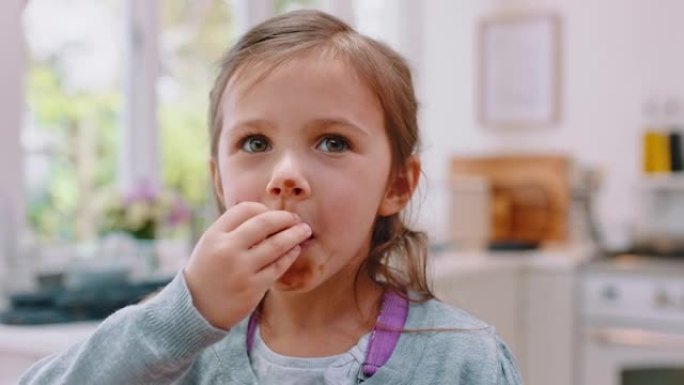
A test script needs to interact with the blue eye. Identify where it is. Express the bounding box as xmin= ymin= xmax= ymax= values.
xmin=241 ymin=135 xmax=271 ymax=153
xmin=317 ymin=135 xmax=350 ymax=153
